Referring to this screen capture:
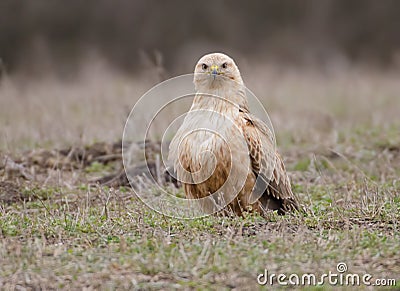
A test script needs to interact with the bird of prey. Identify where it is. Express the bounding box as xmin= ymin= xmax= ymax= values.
xmin=169 ymin=53 xmax=298 ymax=216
